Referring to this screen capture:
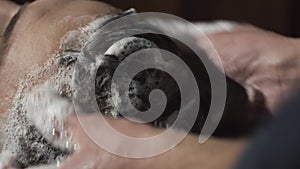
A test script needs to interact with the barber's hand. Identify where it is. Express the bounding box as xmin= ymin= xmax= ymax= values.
xmin=59 ymin=114 xmax=159 ymax=169
xmin=59 ymin=114 xmax=245 ymax=169
xmin=202 ymin=25 xmax=300 ymax=112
